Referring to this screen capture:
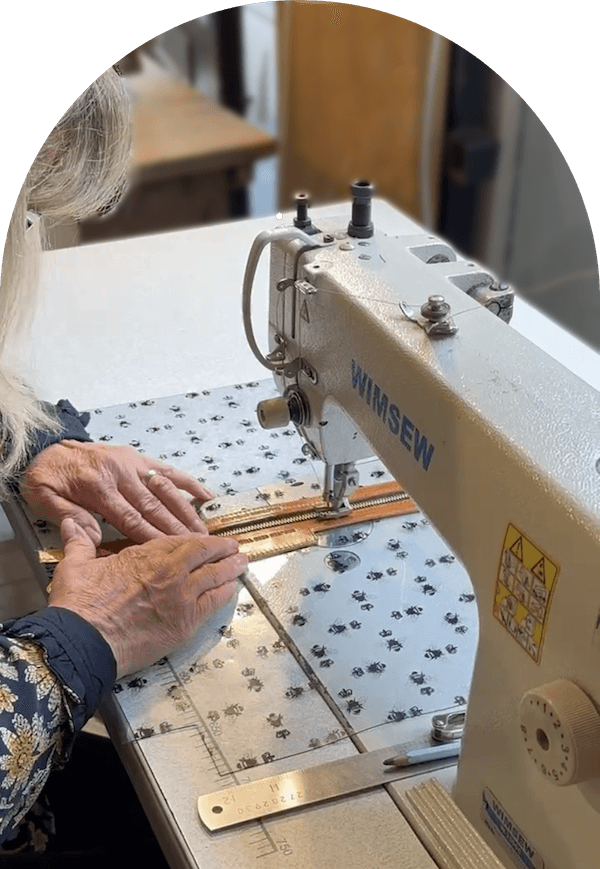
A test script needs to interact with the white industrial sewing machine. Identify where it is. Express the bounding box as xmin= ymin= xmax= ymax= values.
xmin=240 ymin=183 xmax=600 ymax=869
